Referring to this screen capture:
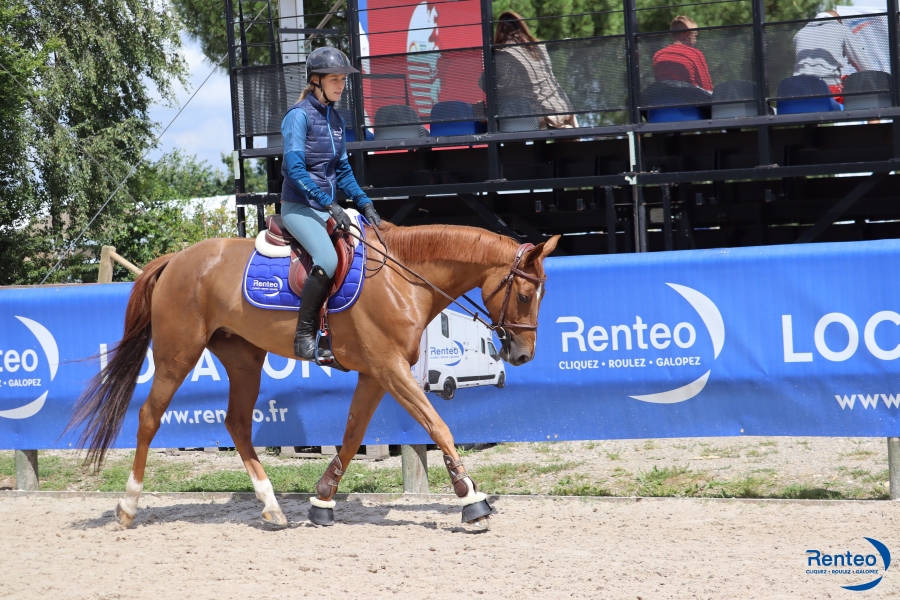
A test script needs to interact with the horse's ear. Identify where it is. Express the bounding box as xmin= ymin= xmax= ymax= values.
xmin=524 ymin=235 xmax=560 ymax=265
